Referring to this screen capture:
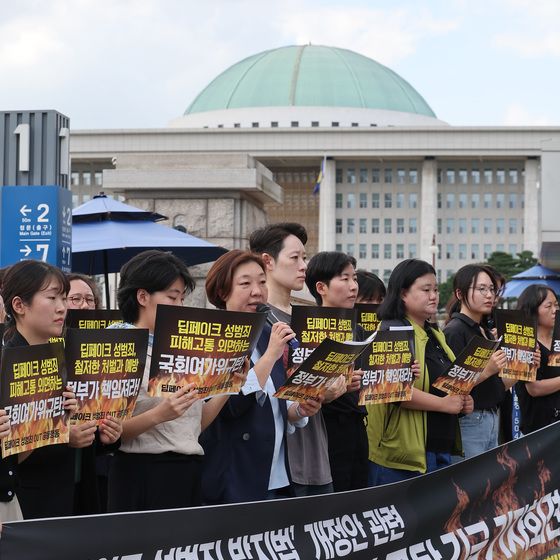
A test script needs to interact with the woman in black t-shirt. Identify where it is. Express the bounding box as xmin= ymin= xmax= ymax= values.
xmin=516 ymin=285 xmax=560 ymax=434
